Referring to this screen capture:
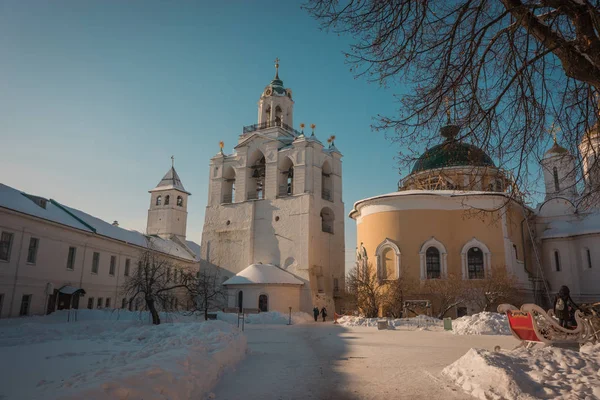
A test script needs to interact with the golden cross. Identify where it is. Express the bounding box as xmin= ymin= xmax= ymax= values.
xmin=171 ymin=155 xmax=174 ymax=168
xmin=548 ymin=123 xmax=560 ymax=144
xmin=444 ymin=97 xmax=451 ymax=122
xmin=274 ymin=57 xmax=280 ymax=76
